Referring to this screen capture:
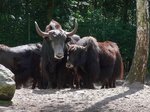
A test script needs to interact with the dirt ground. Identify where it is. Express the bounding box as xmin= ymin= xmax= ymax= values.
xmin=0 ymin=81 xmax=150 ymax=112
